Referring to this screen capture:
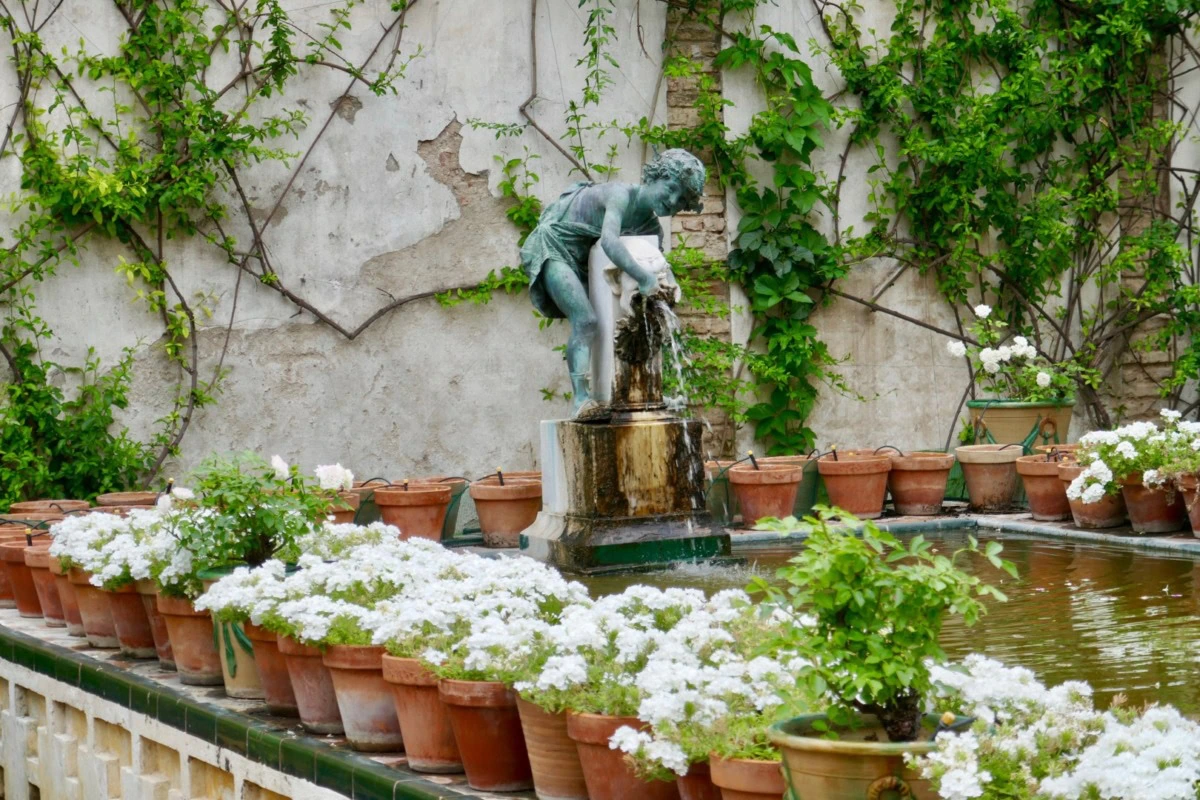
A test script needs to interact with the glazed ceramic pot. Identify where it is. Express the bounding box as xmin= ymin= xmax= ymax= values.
xmin=676 ymin=761 xmax=721 ymax=800
xmin=1121 ymin=478 xmax=1187 ymax=534
xmin=566 ymin=712 xmax=680 ymax=800
xmin=49 ymin=556 xmax=85 ymax=636
xmin=156 ymin=593 xmax=223 ymax=685
xmin=323 ymin=645 xmax=404 ymax=751
xmin=107 ymin=584 xmax=157 ymax=658
xmin=70 ymin=569 xmax=118 ymax=647
xmin=244 ymin=622 xmax=297 ymax=715
xmin=381 ymin=655 xmax=461 ymax=773
xmin=373 ymin=485 xmax=452 ymax=541
xmin=1016 ymin=455 xmax=1072 ymax=521
xmin=816 ymin=451 xmax=892 ymax=519
xmin=23 ymin=546 xmax=63 ymax=627
xmin=967 ymin=399 xmax=1074 ymax=446
xmin=328 ymin=491 xmax=362 ymax=524
xmin=516 ymin=696 xmax=588 ymax=800
xmin=727 ymin=464 xmax=802 ymax=526
xmin=0 ymin=540 xmax=43 ymax=617
xmin=709 ymin=755 xmax=786 ymax=800
xmin=469 ymin=479 xmax=543 ymax=548
xmin=955 ymin=445 xmax=1023 ymax=512
xmin=134 ymin=579 xmax=174 ymax=668
xmin=95 ymin=491 xmax=158 ymax=507
xmin=214 ymin=619 xmax=265 ymax=698
xmin=278 ymin=635 xmax=343 ymax=734
xmin=1178 ymin=475 xmax=1200 ymax=534
xmin=1058 ymin=463 xmax=1127 ymax=529
xmin=439 ymin=679 xmax=532 ymax=791
xmin=887 ymin=452 xmax=955 ymax=516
